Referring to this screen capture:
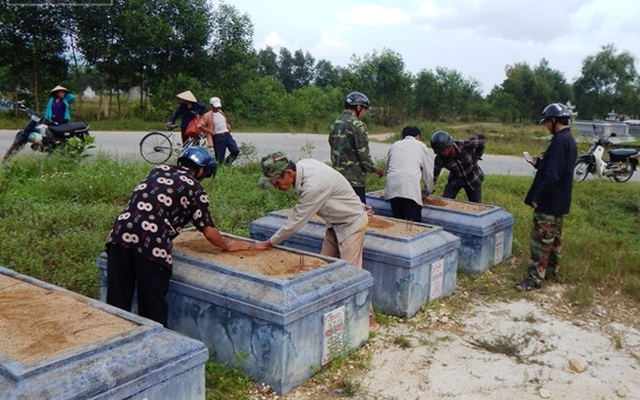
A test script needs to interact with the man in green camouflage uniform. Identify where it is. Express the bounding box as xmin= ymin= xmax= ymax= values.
xmin=517 ymin=103 xmax=577 ymax=291
xmin=329 ymin=92 xmax=384 ymax=203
